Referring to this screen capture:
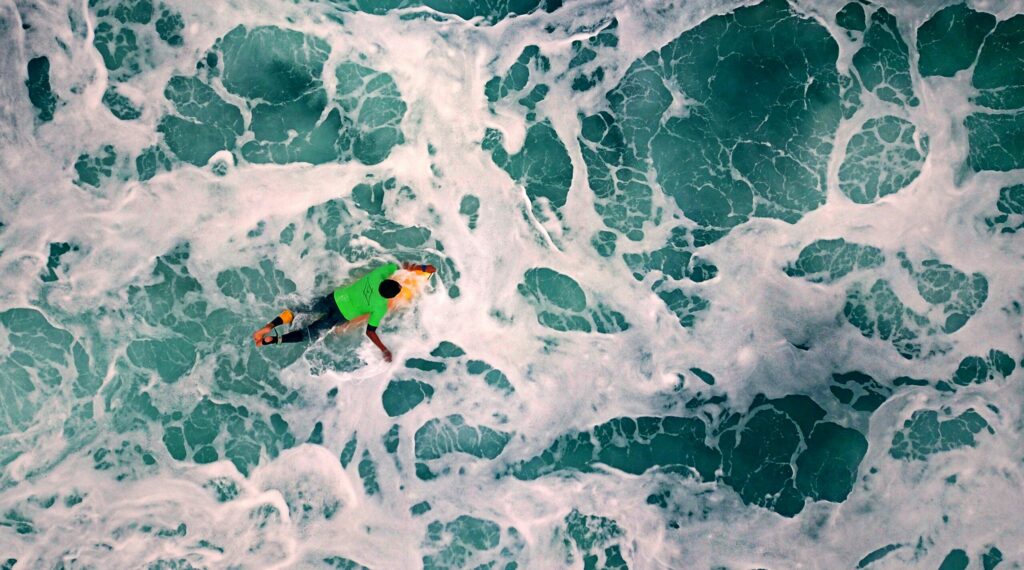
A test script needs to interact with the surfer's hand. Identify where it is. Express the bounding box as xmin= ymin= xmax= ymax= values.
xmin=403 ymin=262 xmax=436 ymax=273
xmin=382 ymin=349 xmax=393 ymax=362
